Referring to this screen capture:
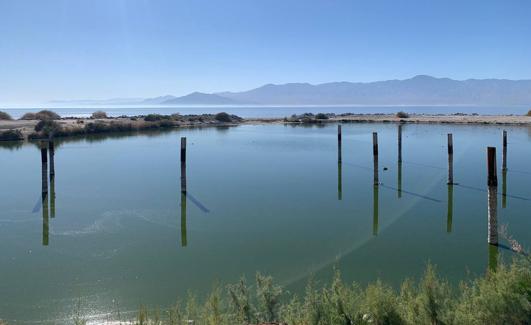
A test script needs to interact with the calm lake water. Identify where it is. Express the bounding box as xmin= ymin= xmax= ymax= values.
xmin=2 ymin=104 xmax=531 ymax=119
xmin=1 ymin=123 xmax=530 ymax=324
